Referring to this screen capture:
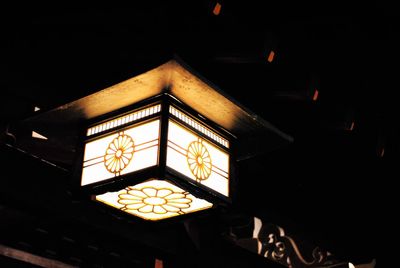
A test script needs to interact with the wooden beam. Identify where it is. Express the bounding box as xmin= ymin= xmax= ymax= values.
xmin=0 ymin=244 xmax=77 ymax=268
